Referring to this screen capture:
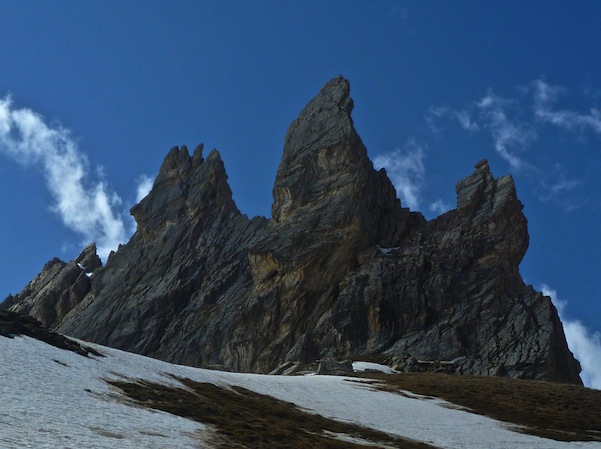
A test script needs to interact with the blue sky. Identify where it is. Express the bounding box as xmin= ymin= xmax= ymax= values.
xmin=1 ymin=1 xmax=600 ymax=387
